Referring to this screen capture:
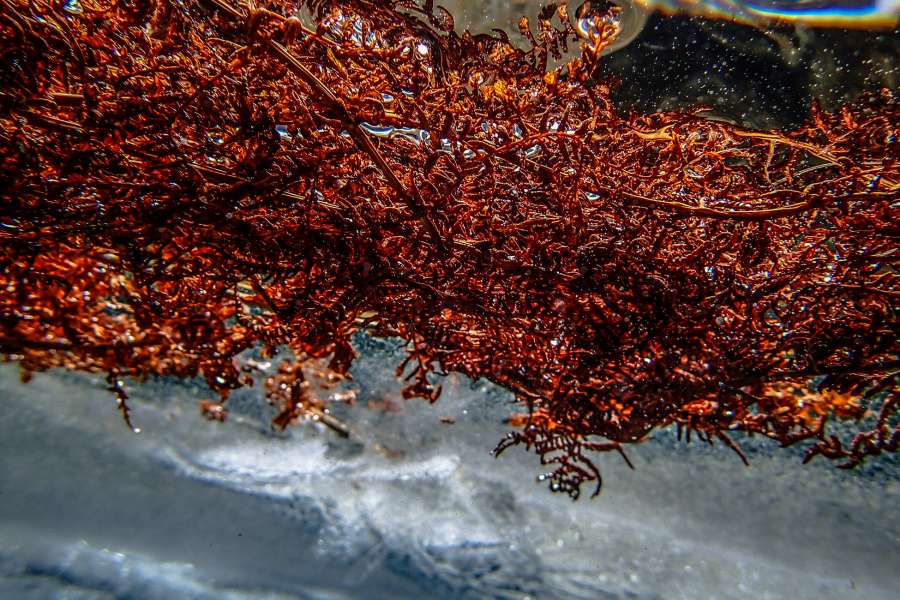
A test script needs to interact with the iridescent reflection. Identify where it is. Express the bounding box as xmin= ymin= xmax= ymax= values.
xmin=636 ymin=0 xmax=899 ymax=27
